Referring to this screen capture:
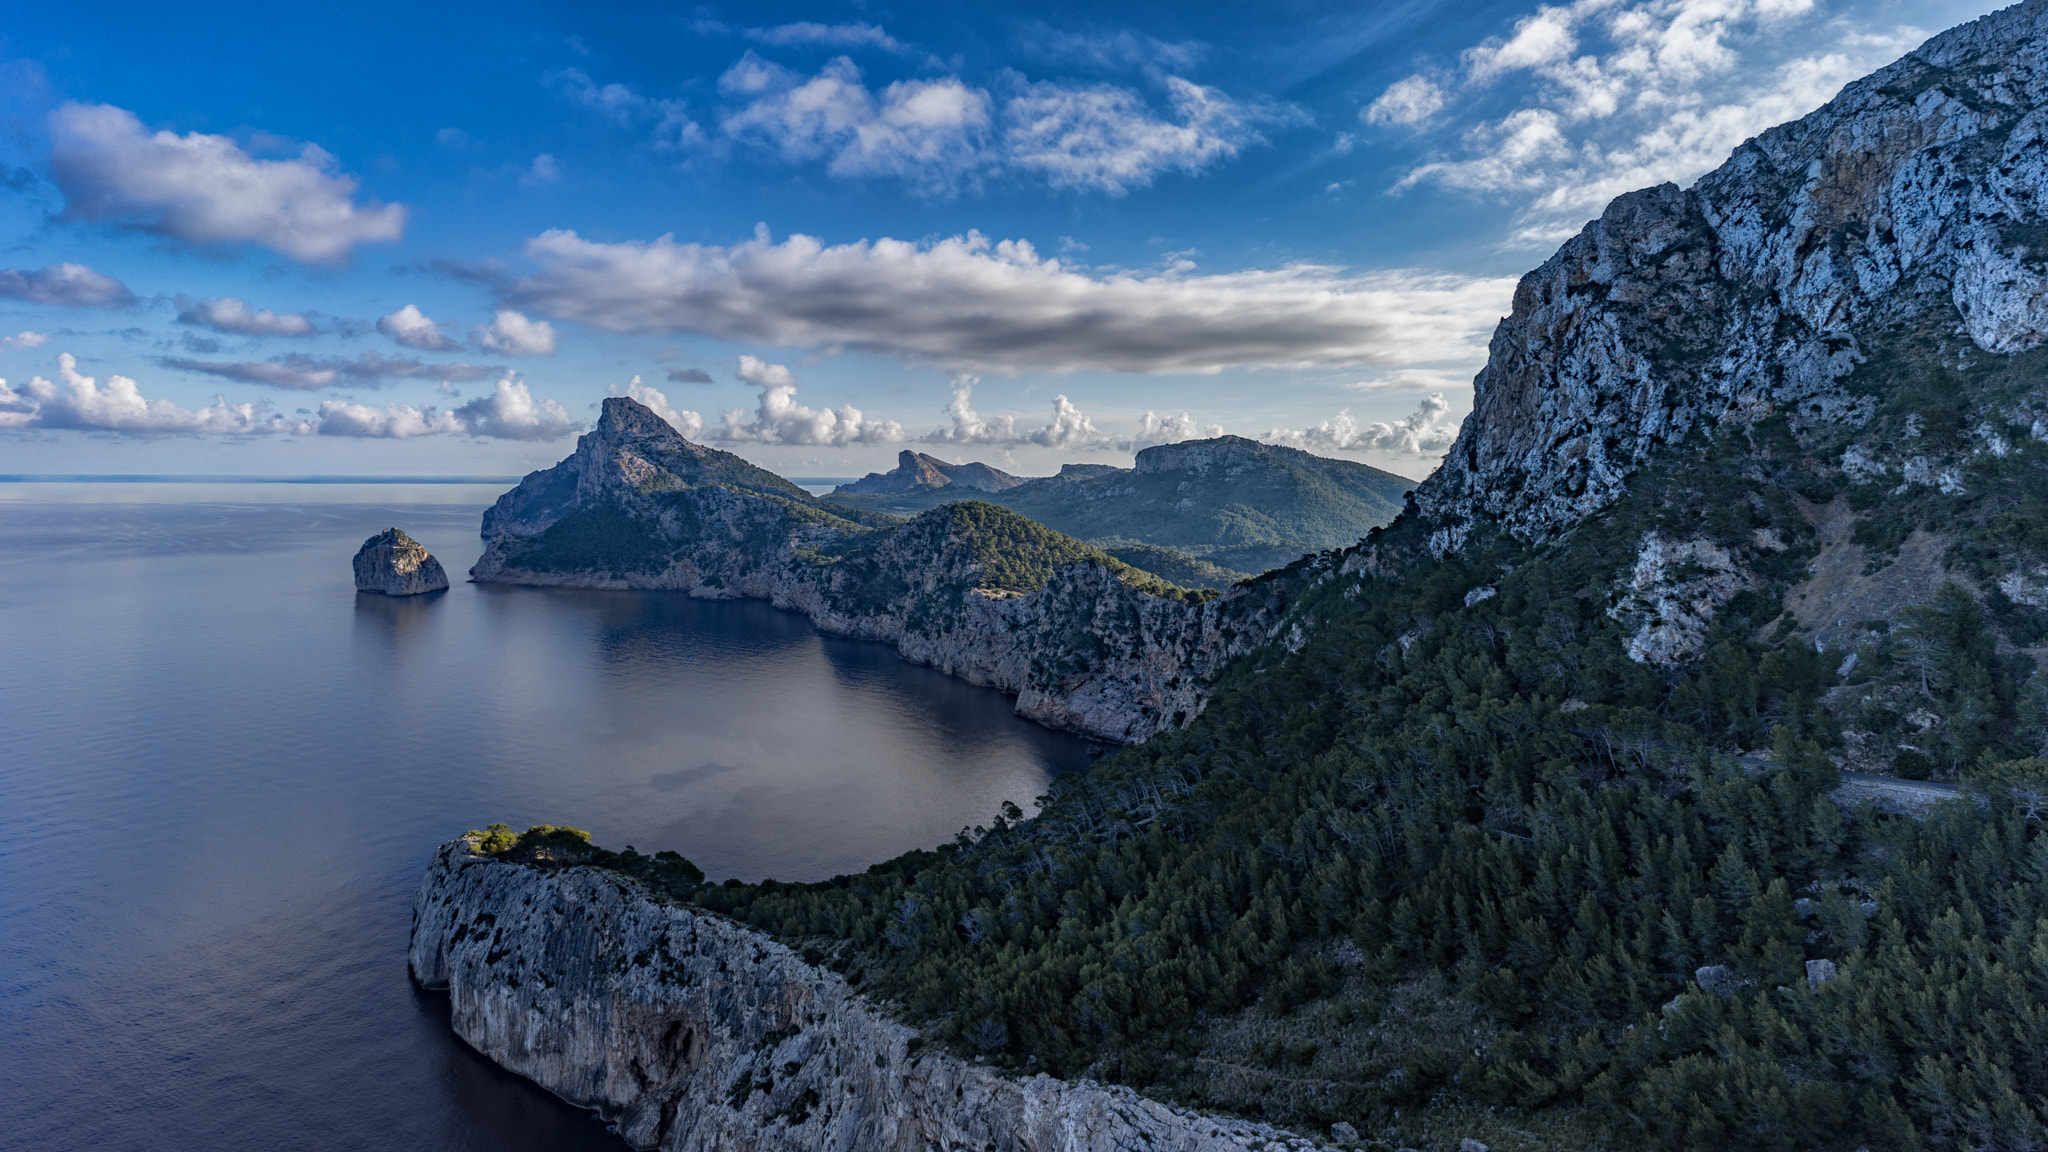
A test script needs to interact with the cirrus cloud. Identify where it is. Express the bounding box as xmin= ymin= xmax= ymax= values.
xmin=162 ymin=351 xmax=506 ymax=390
xmin=508 ymin=225 xmax=1516 ymax=375
xmin=47 ymin=103 xmax=406 ymax=264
